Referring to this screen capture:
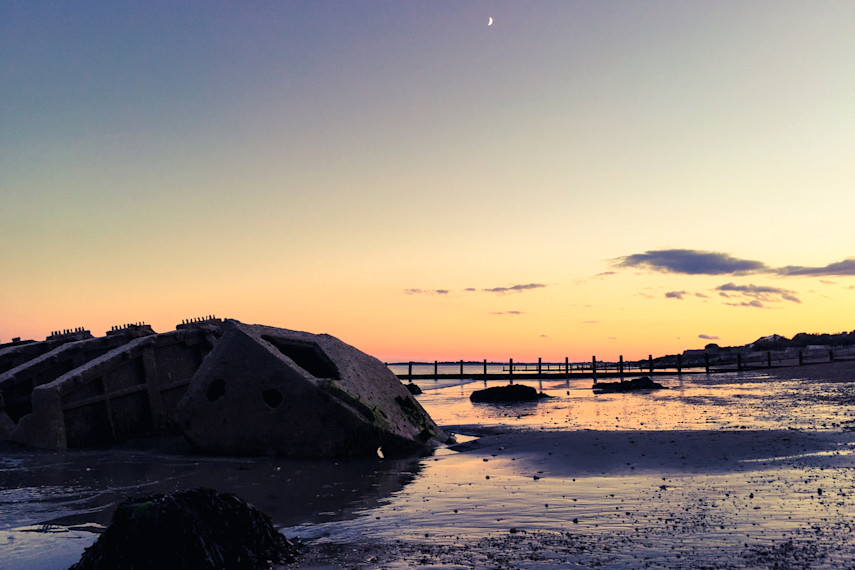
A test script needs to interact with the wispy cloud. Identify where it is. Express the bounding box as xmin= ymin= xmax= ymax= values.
xmin=483 ymin=283 xmax=547 ymax=294
xmin=615 ymin=249 xmax=768 ymax=275
xmin=615 ymin=249 xmax=855 ymax=277
xmin=407 ymin=283 xmax=547 ymax=296
xmin=698 ymin=334 xmax=719 ymax=340
xmin=665 ymin=290 xmax=688 ymax=299
xmin=404 ymin=288 xmax=450 ymax=295
xmin=490 ymin=311 xmax=524 ymax=315
xmin=716 ymin=282 xmax=801 ymax=304
xmin=776 ymin=258 xmax=855 ymax=276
